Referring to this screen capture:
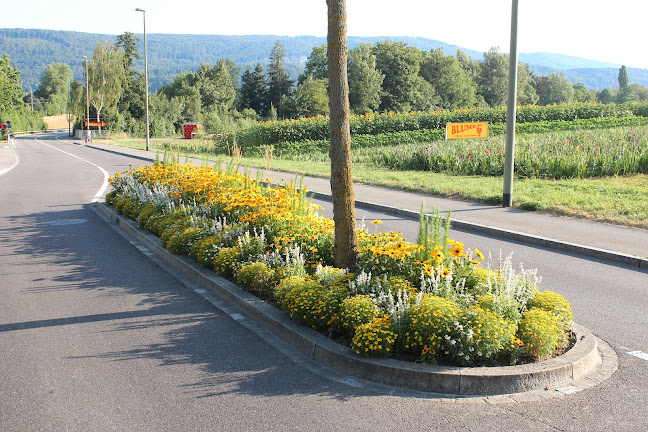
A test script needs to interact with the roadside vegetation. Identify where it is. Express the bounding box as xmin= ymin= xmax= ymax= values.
xmin=108 ymin=162 xmax=574 ymax=366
